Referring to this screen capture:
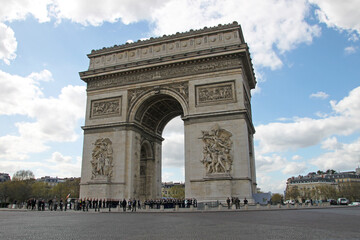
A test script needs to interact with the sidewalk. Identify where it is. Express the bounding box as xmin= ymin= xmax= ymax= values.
xmin=1 ymin=203 xmax=354 ymax=213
